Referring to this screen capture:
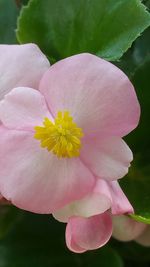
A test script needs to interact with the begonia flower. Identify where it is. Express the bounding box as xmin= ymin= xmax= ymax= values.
xmin=0 ymin=44 xmax=140 ymax=214
xmin=53 ymin=179 xmax=133 ymax=253
xmin=0 ymin=44 xmax=50 ymax=100
xmin=113 ymin=215 xmax=150 ymax=247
